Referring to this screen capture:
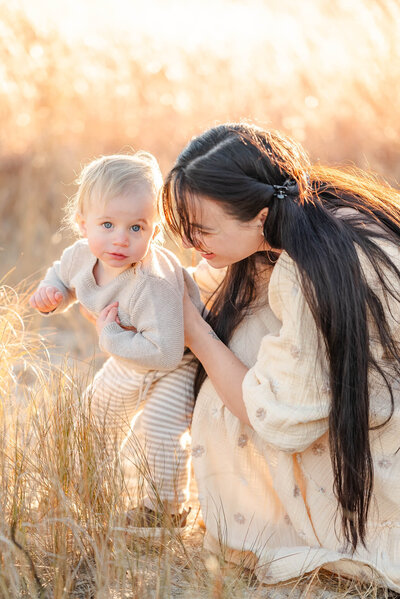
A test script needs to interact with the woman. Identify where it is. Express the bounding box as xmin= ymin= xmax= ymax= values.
xmin=161 ymin=123 xmax=400 ymax=589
